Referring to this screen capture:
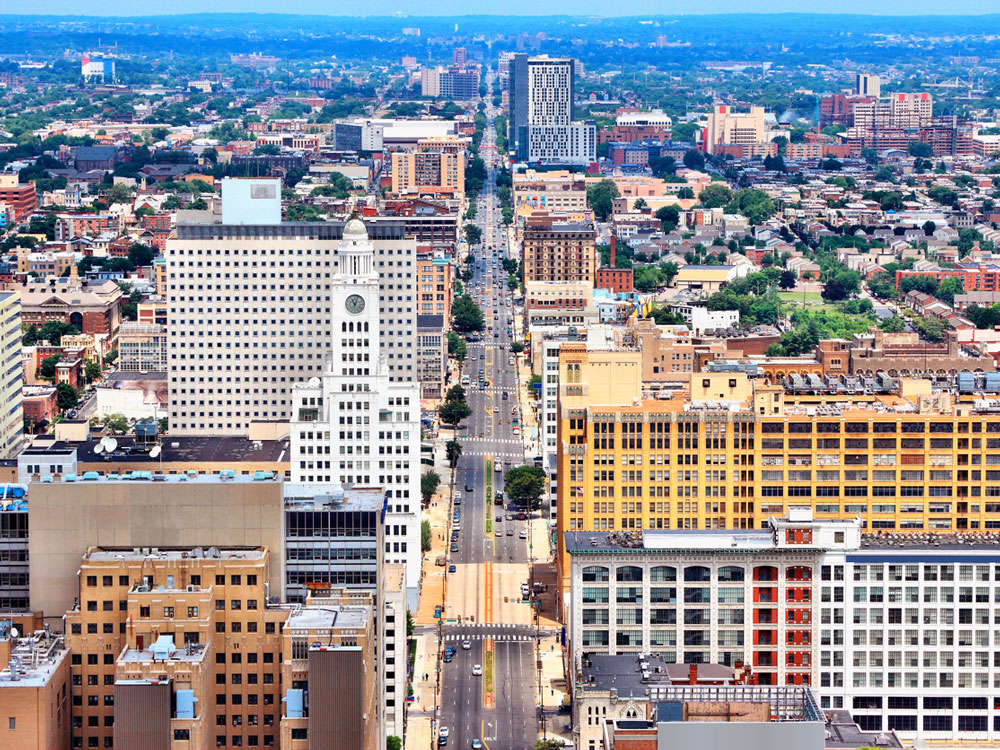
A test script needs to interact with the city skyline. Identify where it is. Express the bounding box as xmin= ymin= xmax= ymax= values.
xmin=4 ymin=2 xmax=1000 ymax=16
